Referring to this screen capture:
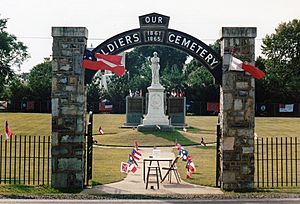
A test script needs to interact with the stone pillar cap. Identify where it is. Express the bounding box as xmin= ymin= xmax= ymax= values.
xmin=220 ymin=27 xmax=257 ymax=38
xmin=52 ymin=27 xmax=88 ymax=38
